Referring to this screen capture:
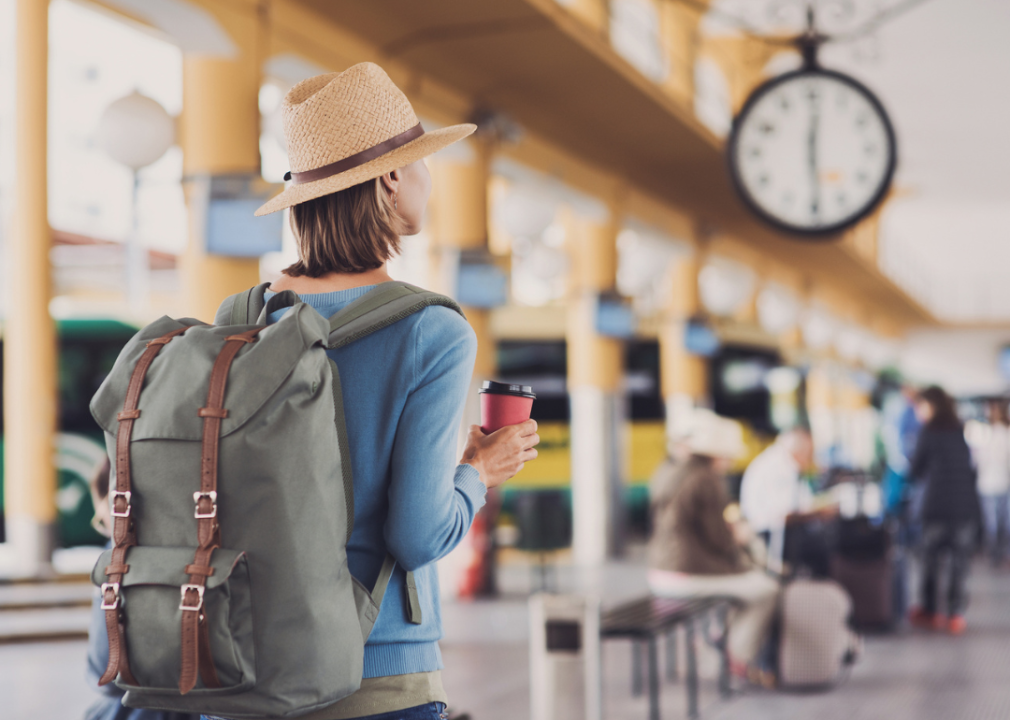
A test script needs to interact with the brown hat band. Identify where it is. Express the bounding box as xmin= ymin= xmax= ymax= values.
xmin=284 ymin=122 xmax=425 ymax=186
